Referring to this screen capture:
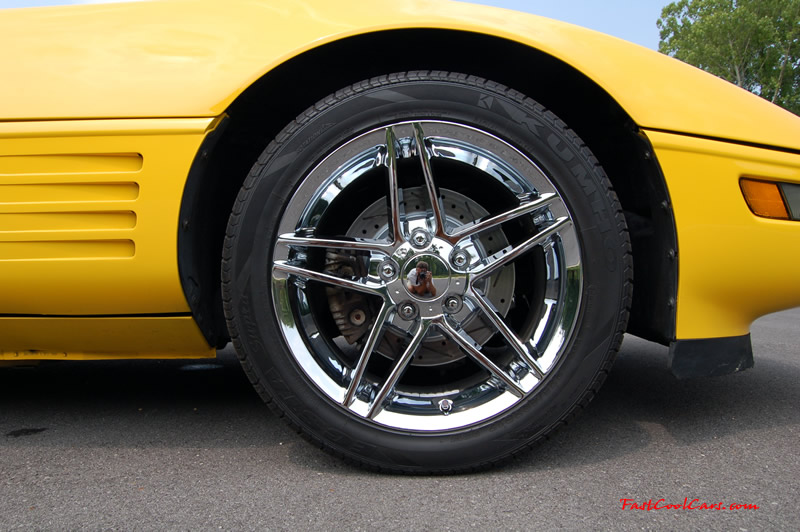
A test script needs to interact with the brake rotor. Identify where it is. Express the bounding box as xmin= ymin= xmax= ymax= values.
xmin=325 ymin=186 xmax=515 ymax=366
